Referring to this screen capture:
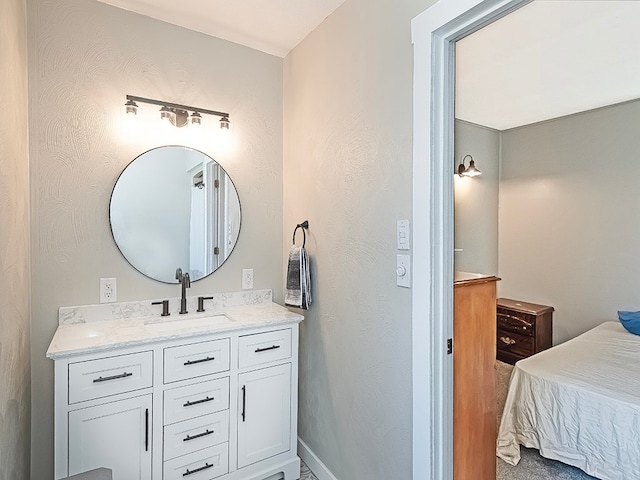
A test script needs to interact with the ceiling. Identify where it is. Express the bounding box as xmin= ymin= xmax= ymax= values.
xmin=96 ymin=0 xmax=347 ymax=57
xmin=455 ymin=1 xmax=640 ymax=130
